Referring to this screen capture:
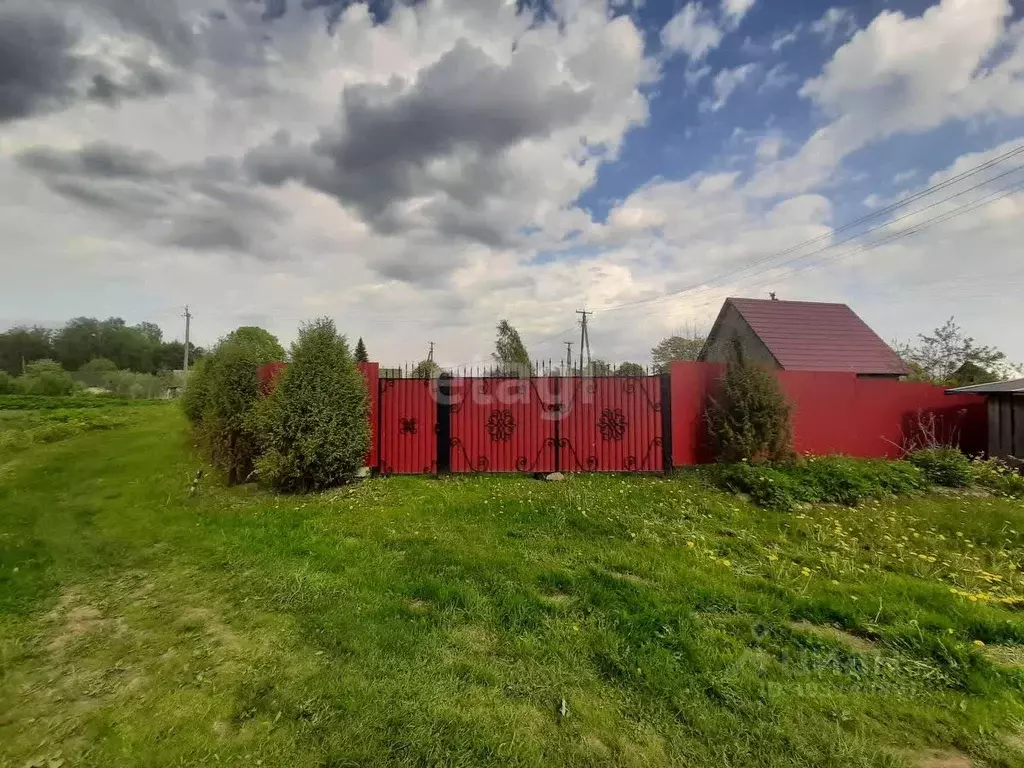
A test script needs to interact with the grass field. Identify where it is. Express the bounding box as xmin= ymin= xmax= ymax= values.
xmin=2 ymin=405 xmax=1024 ymax=767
